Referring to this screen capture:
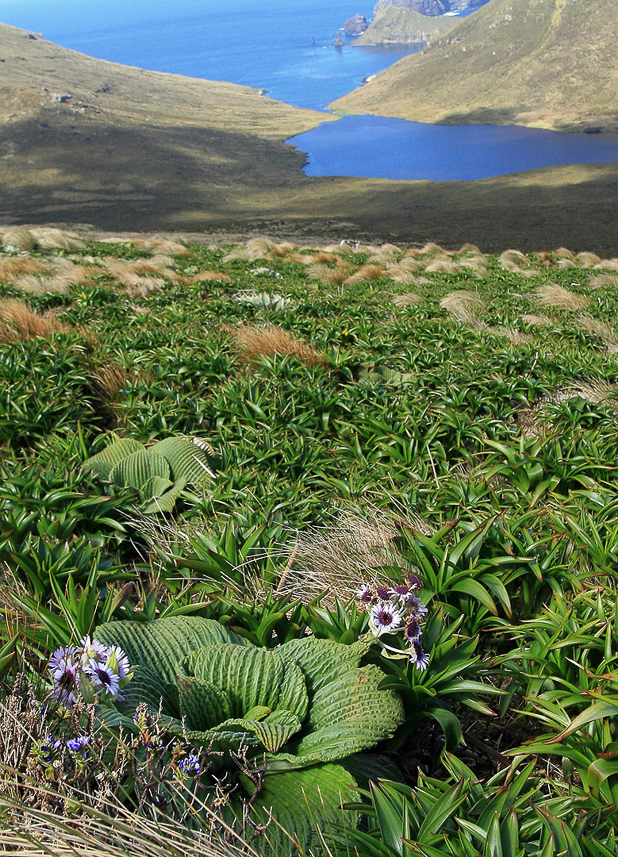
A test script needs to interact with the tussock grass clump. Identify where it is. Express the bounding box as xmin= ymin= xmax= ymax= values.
xmin=280 ymin=509 xmax=430 ymax=604
xmin=392 ymin=292 xmax=422 ymax=307
xmin=420 ymin=242 xmax=447 ymax=256
xmin=342 ymin=264 xmax=386 ymax=285
xmin=595 ymin=258 xmax=618 ymax=271
xmin=590 ymin=272 xmax=618 ymax=289
xmin=577 ymin=251 xmax=602 ymax=267
xmin=554 ymin=258 xmax=577 ymax=269
xmin=389 ymin=269 xmax=419 ymax=286
xmin=1 ymin=226 xmax=37 ymax=252
xmin=227 ymin=323 xmax=326 ymax=367
xmin=534 ymin=283 xmax=590 ymax=310
xmin=425 ymin=257 xmax=461 ymax=274
xmin=222 ymin=237 xmax=277 ymax=263
xmin=306 ymin=261 xmax=352 ymax=285
xmin=458 ymin=243 xmax=482 ymax=254
xmin=147 ymin=234 xmax=191 ymax=256
xmin=440 ymin=290 xmax=485 ymax=329
xmin=366 ymin=243 xmax=401 ymax=265
xmin=522 ymin=313 xmax=552 ymax=326
xmin=0 ymin=299 xmax=70 ymax=342
xmin=29 ymin=227 xmax=84 ymax=250
xmin=458 ymin=256 xmax=487 ymax=277
xmin=554 ymin=247 xmax=576 ymax=260
xmin=489 ymin=326 xmax=532 ymax=345
xmin=189 ymin=270 xmax=232 ymax=283
xmin=577 ymin=314 xmax=618 ymax=351
xmin=499 ymin=249 xmax=535 ymax=275
xmin=0 ymin=256 xmax=49 ymax=281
